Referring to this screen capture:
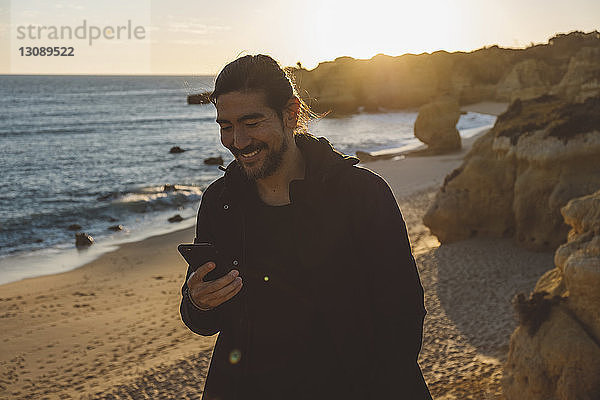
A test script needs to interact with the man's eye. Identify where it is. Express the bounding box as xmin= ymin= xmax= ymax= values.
xmin=246 ymin=121 xmax=260 ymax=127
xmin=221 ymin=126 xmax=232 ymax=131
